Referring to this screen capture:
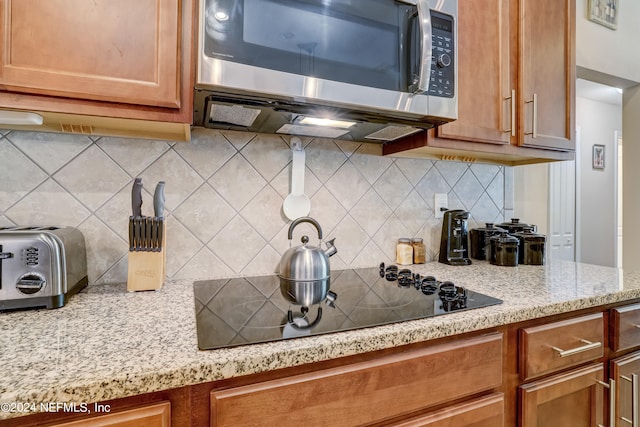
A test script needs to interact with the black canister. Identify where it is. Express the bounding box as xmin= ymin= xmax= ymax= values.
xmin=513 ymin=229 xmax=546 ymax=265
xmin=497 ymin=218 xmax=537 ymax=234
xmin=469 ymin=223 xmax=505 ymax=260
xmin=489 ymin=232 xmax=519 ymax=267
